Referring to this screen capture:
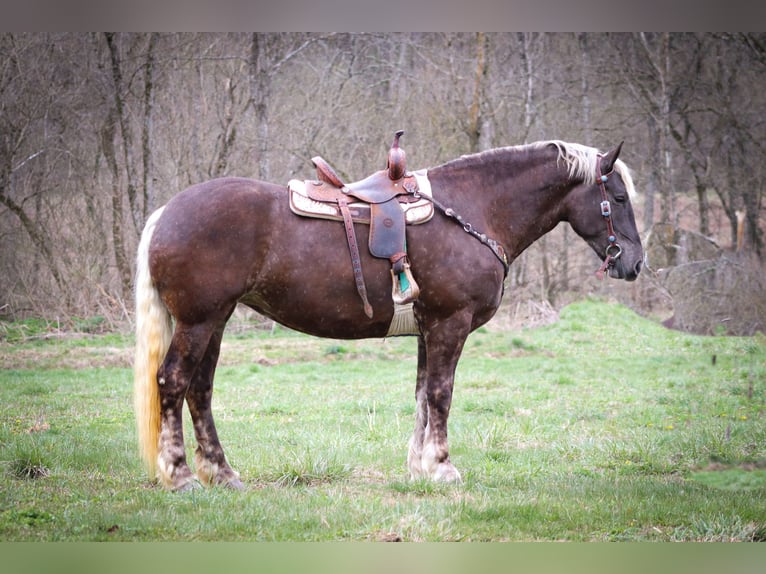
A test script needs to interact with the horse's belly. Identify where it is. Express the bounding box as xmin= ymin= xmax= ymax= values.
xmin=239 ymin=252 xmax=397 ymax=340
